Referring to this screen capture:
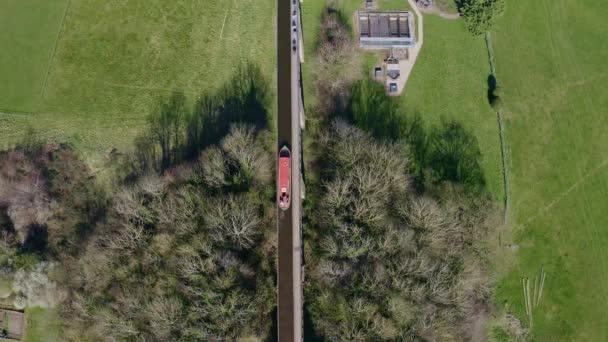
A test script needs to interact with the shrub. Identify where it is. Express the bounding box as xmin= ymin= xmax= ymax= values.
xmin=458 ymin=0 xmax=506 ymax=35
